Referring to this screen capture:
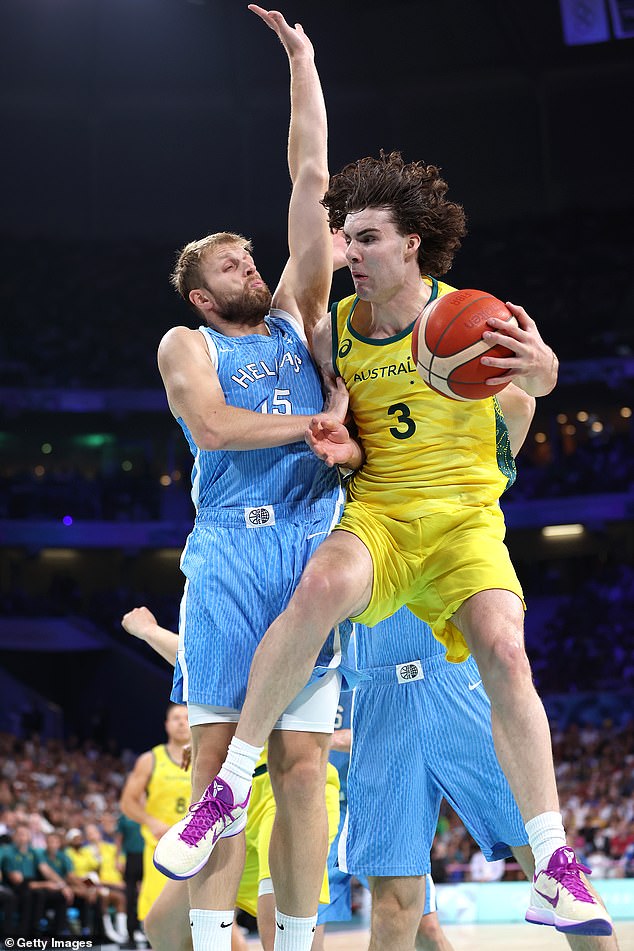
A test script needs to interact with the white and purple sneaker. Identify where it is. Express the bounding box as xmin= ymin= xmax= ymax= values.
xmin=526 ymin=846 xmax=612 ymax=936
xmin=153 ymin=776 xmax=250 ymax=880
